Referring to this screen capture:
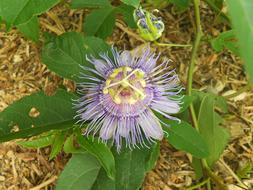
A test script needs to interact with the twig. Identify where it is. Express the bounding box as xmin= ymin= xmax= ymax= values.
xmin=218 ymin=159 xmax=248 ymax=189
xmin=223 ymin=84 xmax=251 ymax=99
xmin=204 ymin=165 xmax=228 ymax=190
xmin=115 ymin=21 xmax=145 ymax=42
xmin=40 ymin=19 xmax=64 ymax=35
xmin=186 ymin=178 xmax=210 ymax=190
xmin=204 ymin=0 xmax=230 ymax=24
xmin=29 ymin=176 xmax=58 ymax=190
